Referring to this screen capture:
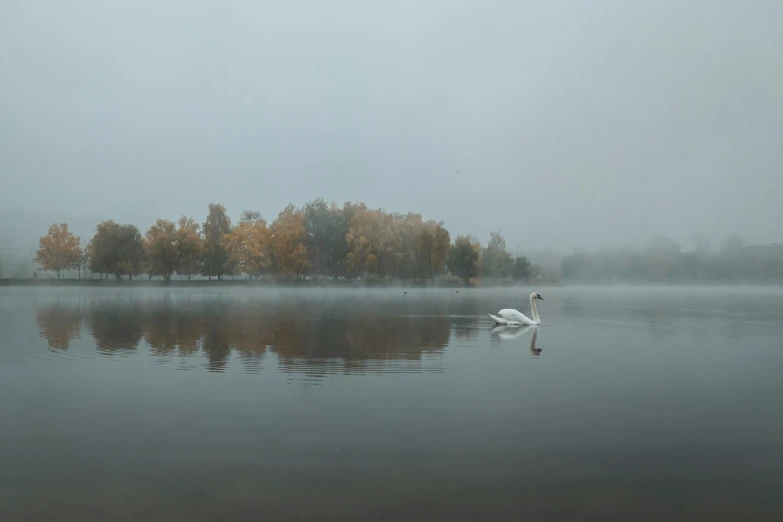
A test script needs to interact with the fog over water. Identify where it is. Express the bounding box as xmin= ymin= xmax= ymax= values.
xmin=2 ymin=286 xmax=783 ymax=521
